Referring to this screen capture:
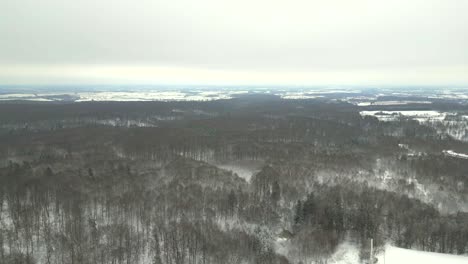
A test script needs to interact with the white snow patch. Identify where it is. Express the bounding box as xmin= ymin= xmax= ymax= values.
xmin=0 ymin=93 xmax=37 ymax=98
xmin=214 ymin=160 xmax=263 ymax=182
xmin=0 ymin=90 xmax=247 ymax=102
xmin=327 ymin=242 xmax=360 ymax=264
xmin=357 ymin=101 xmax=432 ymax=106
xmin=274 ymin=237 xmax=290 ymax=257
xmin=429 ymin=92 xmax=468 ymax=100
xmin=360 ymin=110 xmax=447 ymax=122
xmin=443 ymin=150 xmax=468 ymax=159
xmin=280 ymin=92 xmax=325 ymax=99
xmin=0 ymin=93 xmax=55 ymax=101
xmin=377 ymin=245 xmax=468 ymax=264
xmin=75 ymin=90 xmax=247 ymax=101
